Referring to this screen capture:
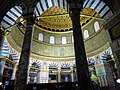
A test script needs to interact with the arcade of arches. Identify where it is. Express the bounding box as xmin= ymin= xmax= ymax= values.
xmin=0 ymin=0 xmax=120 ymax=90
